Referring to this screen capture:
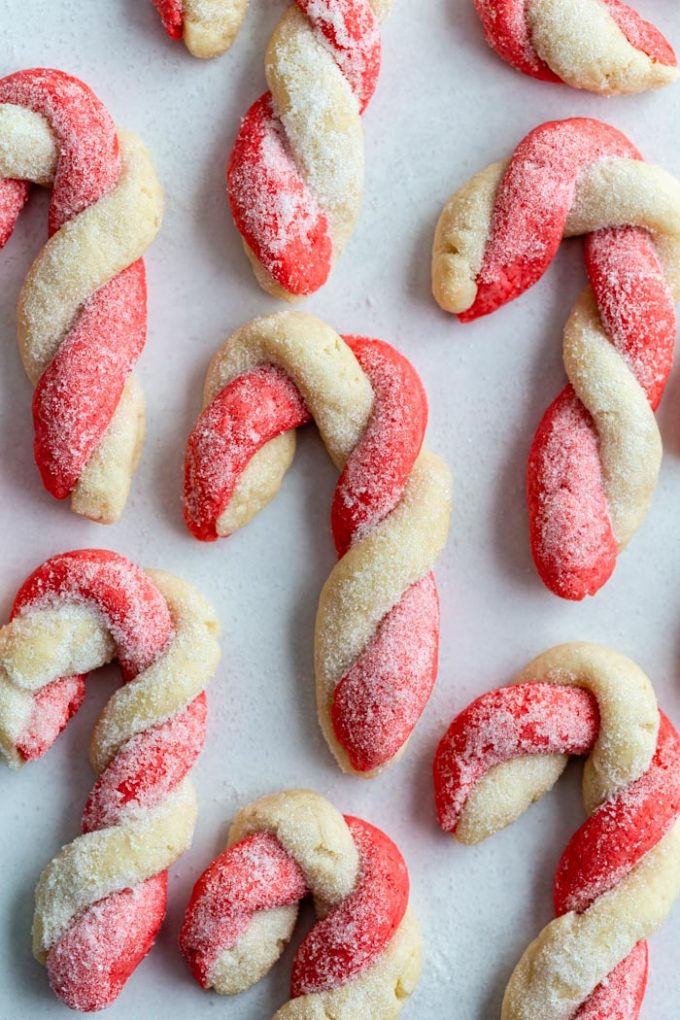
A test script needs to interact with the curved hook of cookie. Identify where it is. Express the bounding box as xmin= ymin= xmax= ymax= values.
xmin=179 ymin=789 xmax=422 ymax=1018
xmin=151 ymin=0 xmax=249 ymax=58
xmin=432 ymin=117 xmax=680 ymax=600
xmin=473 ymin=0 xmax=677 ymax=94
xmin=433 ymin=642 xmax=680 ymax=1020
xmin=0 ymin=549 xmax=220 ymax=1010
xmin=183 ymin=311 xmax=452 ymax=776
